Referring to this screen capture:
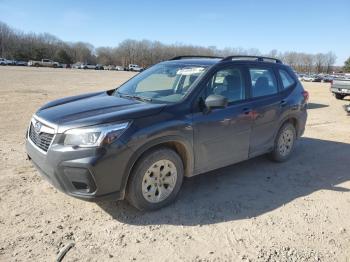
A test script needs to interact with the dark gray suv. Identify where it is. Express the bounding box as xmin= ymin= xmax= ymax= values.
xmin=26 ymin=56 xmax=308 ymax=210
